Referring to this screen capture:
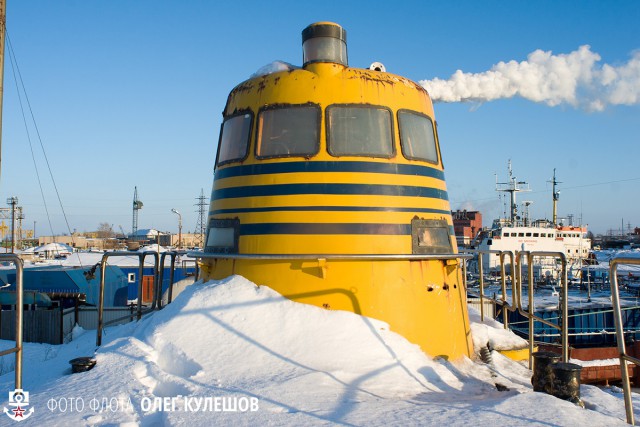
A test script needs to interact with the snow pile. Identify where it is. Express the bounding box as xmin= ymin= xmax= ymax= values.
xmin=251 ymin=61 xmax=299 ymax=78
xmin=0 ymin=275 xmax=636 ymax=425
xmin=469 ymin=307 xmax=529 ymax=352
